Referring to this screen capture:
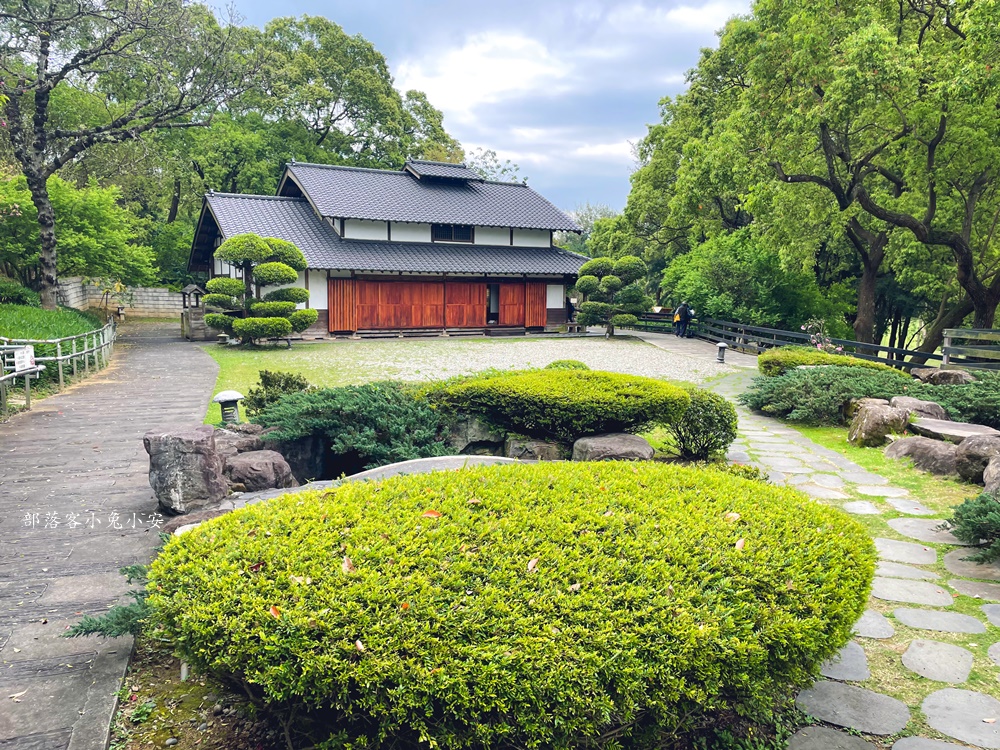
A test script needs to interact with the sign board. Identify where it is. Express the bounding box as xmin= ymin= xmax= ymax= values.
xmin=13 ymin=345 xmax=35 ymax=373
